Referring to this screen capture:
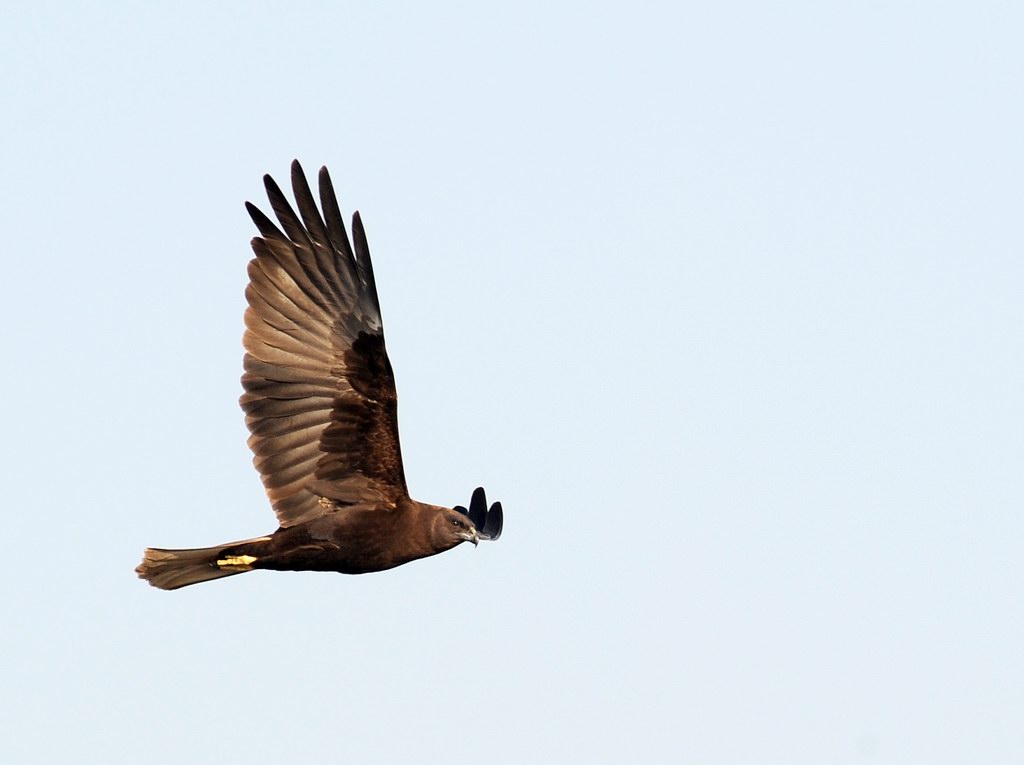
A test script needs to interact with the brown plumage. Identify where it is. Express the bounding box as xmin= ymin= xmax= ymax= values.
xmin=136 ymin=161 xmax=502 ymax=591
